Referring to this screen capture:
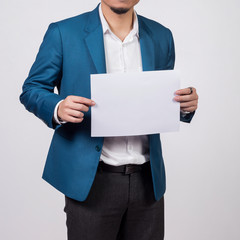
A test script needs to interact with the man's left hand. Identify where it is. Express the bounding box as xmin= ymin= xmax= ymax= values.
xmin=174 ymin=87 xmax=198 ymax=113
